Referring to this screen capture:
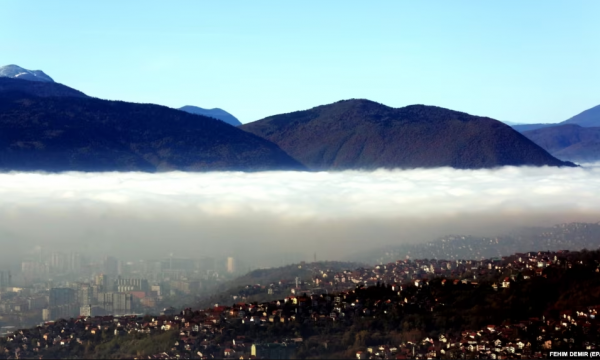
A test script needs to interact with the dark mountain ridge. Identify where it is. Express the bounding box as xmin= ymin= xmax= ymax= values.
xmin=0 ymin=88 xmax=305 ymax=172
xmin=0 ymin=77 xmax=88 ymax=98
xmin=240 ymin=99 xmax=575 ymax=170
